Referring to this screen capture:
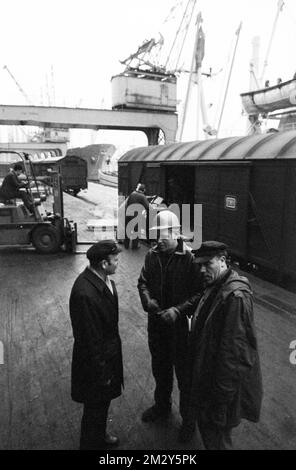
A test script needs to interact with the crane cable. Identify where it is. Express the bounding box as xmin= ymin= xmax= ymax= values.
xmin=174 ymin=0 xmax=197 ymax=72
xmin=164 ymin=0 xmax=195 ymax=69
